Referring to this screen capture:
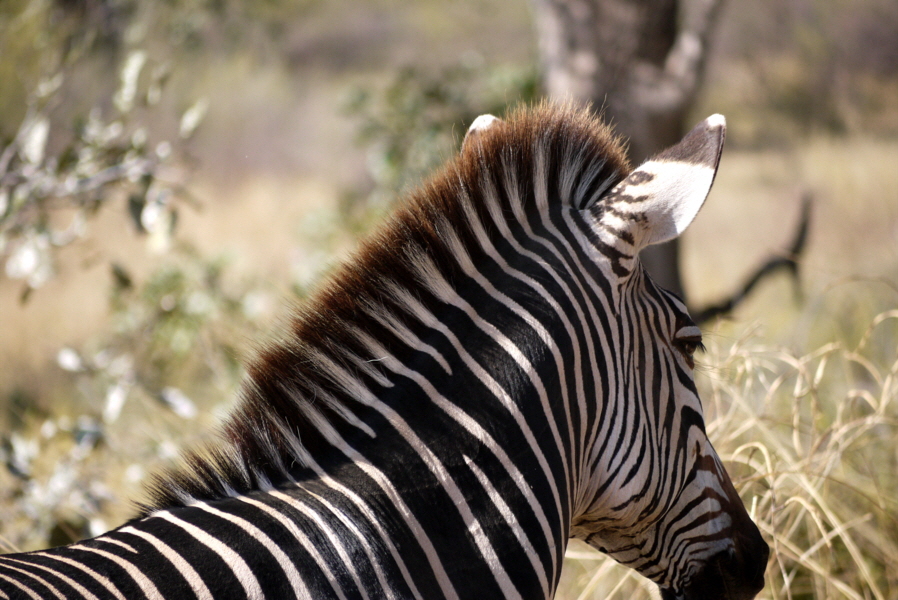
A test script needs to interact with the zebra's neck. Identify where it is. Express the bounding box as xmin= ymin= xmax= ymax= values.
xmin=127 ymin=103 xmax=630 ymax=597
xmin=130 ymin=222 xmax=615 ymax=598
xmin=84 ymin=231 xmax=586 ymax=598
